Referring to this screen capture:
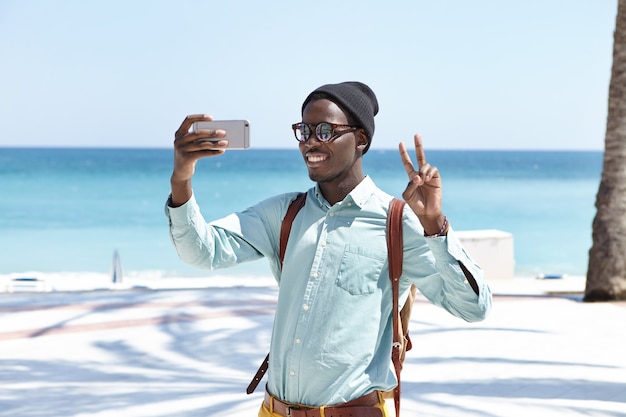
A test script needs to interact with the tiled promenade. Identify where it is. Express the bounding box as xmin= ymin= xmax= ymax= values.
xmin=1 ymin=277 xmax=624 ymax=417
